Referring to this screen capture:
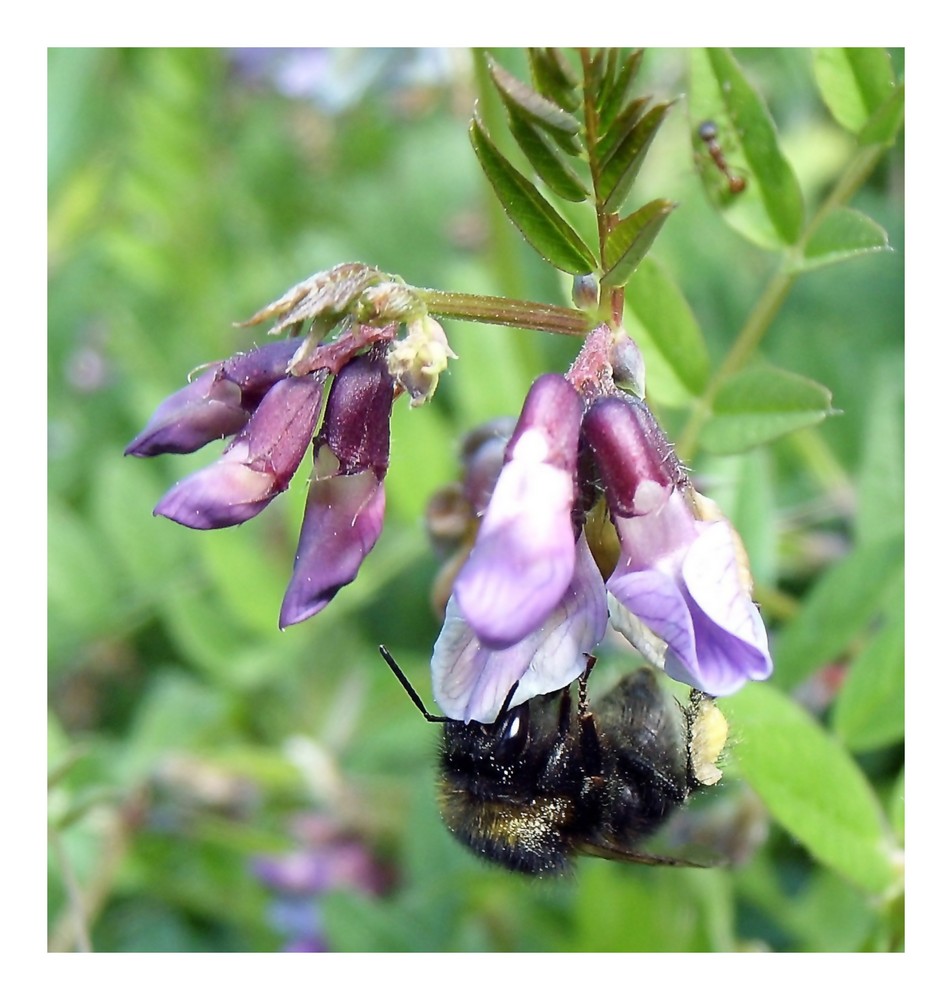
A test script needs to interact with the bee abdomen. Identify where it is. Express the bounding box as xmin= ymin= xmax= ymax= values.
xmin=438 ymin=785 xmax=575 ymax=875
